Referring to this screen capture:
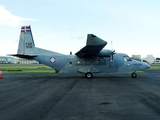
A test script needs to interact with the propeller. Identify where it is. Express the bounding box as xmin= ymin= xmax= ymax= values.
xmin=110 ymin=50 xmax=116 ymax=62
xmin=110 ymin=40 xmax=115 ymax=61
